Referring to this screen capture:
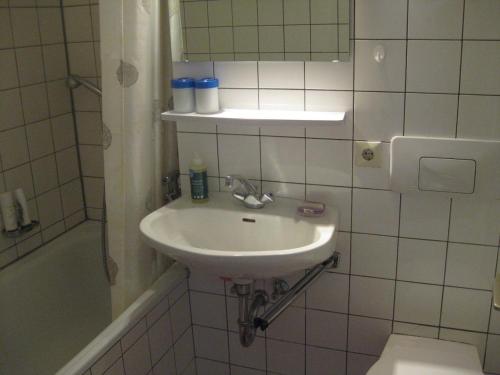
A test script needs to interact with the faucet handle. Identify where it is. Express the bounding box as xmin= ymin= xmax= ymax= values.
xmin=224 ymin=175 xmax=234 ymax=188
xmin=260 ymin=192 xmax=274 ymax=204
